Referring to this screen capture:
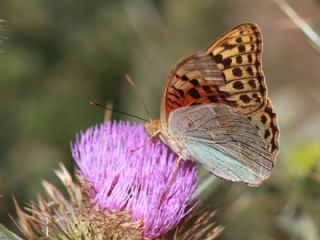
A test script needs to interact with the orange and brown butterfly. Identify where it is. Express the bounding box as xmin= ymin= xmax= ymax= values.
xmin=145 ymin=23 xmax=280 ymax=186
